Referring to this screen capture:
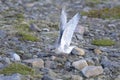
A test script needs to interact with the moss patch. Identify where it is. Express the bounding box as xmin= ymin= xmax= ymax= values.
xmin=85 ymin=0 xmax=101 ymax=7
xmin=0 ymin=63 xmax=34 ymax=75
xmin=14 ymin=21 xmax=39 ymax=42
xmin=15 ymin=22 xmax=29 ymax=31
xmin=17 ymin=32 xmax=39 ymax=42
xmin=92 ymin=39 xmax=115 ymax=46
xmin=82 ymin=6 xmax=120 ymax=19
